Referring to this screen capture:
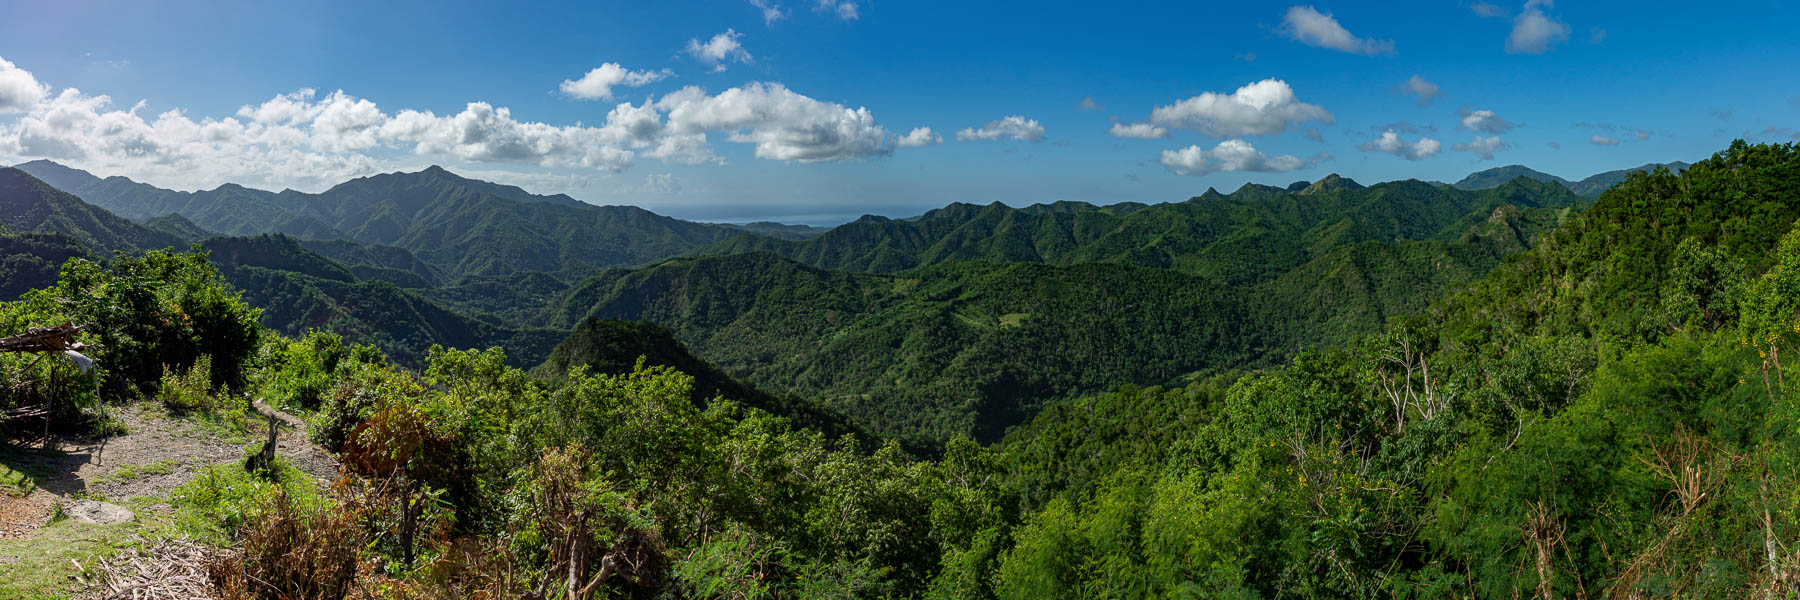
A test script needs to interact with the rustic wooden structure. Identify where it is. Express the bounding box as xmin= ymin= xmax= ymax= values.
xmin=0 ymin=322 xmax=92 ymax=426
